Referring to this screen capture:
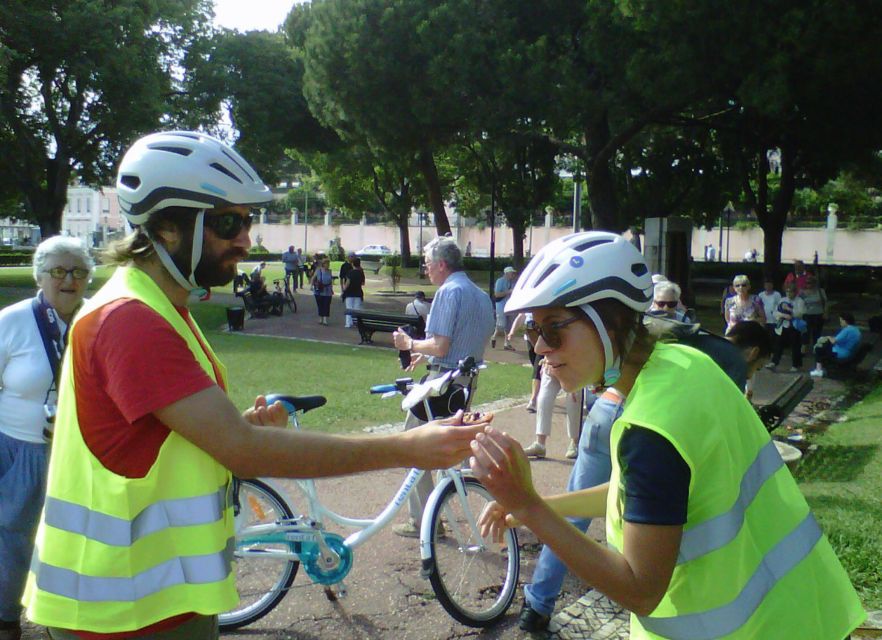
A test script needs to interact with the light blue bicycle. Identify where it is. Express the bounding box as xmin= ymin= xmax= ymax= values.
xmin=220 ymin=358 xmax=519 ymax=631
